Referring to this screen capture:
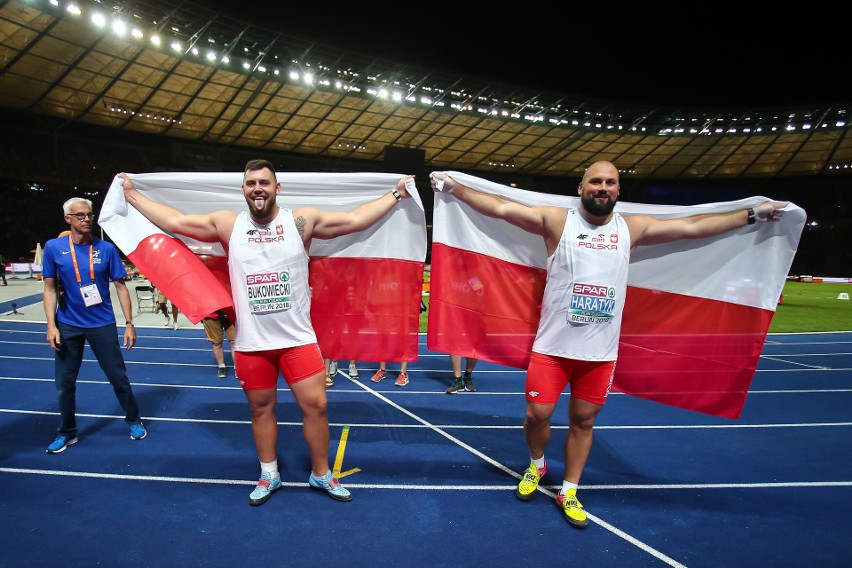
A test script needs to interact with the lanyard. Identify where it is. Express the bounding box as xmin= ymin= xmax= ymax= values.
xmin=67 ymin=234 xmax=94 ymax=287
